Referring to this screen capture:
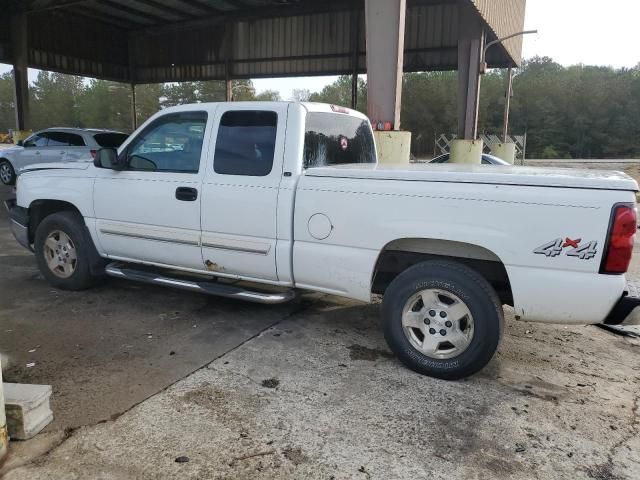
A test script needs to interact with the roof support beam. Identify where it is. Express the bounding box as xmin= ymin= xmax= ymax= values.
xmin=69 ymin=7 xmax=146 ymax=28
xmin=95 ymin=0 xmax=168 ymax=23
xmin=365 ymin=0 xmax=406 ymax=129
xmin=457 ymin=1 xmax=485 ymax=139
xmin=128 ymin=0 xmax=200 ymax=19
xmin=11 ymin=13 xmax=30 ymax=131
